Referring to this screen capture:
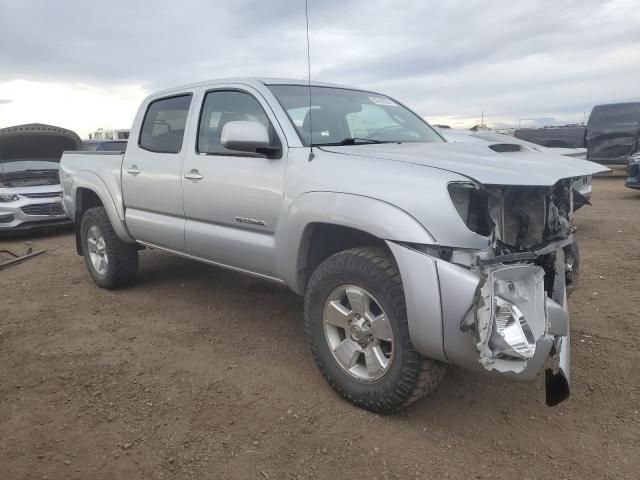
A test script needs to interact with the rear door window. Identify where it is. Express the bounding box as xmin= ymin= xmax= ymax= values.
xmin=139 ymin=94 xmax=192 ymax=153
